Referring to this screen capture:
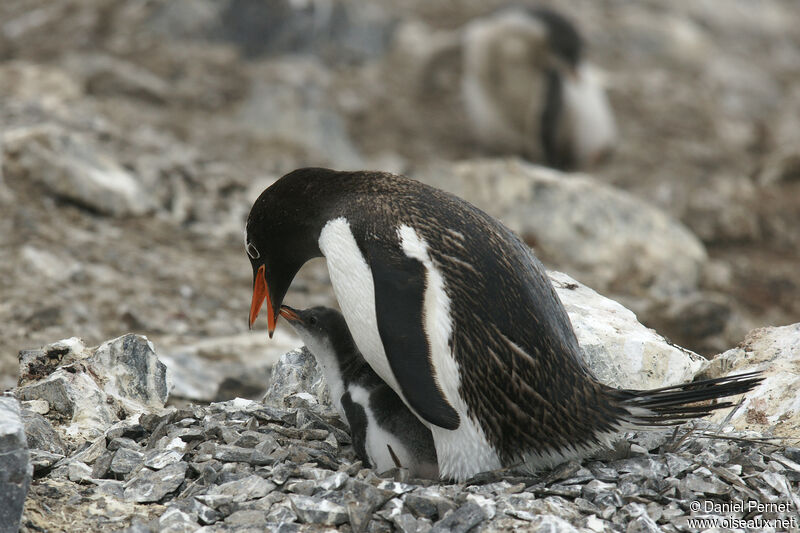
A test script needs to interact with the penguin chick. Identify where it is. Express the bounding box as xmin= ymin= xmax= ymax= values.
xmin=280 ymin=305 xmax=439 ymax=479
xmin=462 ymin=6 xmax=616 ymax=169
